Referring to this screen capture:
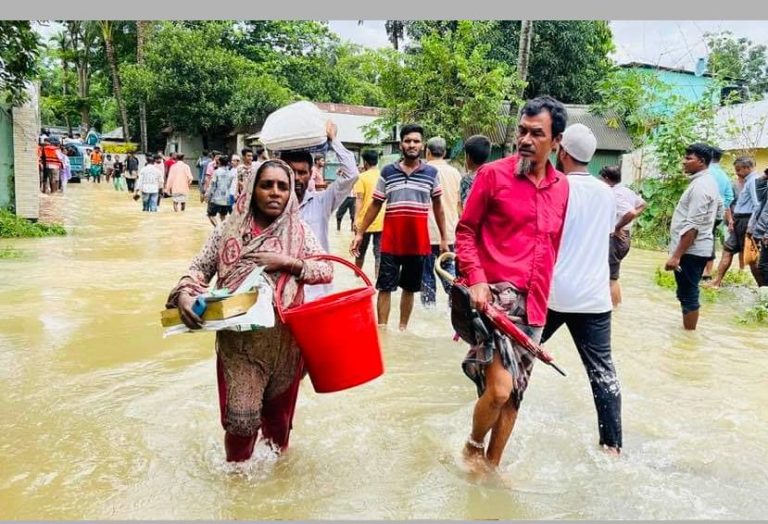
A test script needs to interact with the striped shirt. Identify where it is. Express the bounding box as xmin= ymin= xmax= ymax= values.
xmin=374 ymin=161 xmax=442 ymax=255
